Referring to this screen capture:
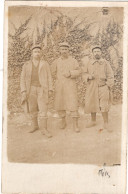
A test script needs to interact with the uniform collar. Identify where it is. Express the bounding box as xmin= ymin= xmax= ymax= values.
xmin=91 ymin=58 xmax=104 ymax=65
